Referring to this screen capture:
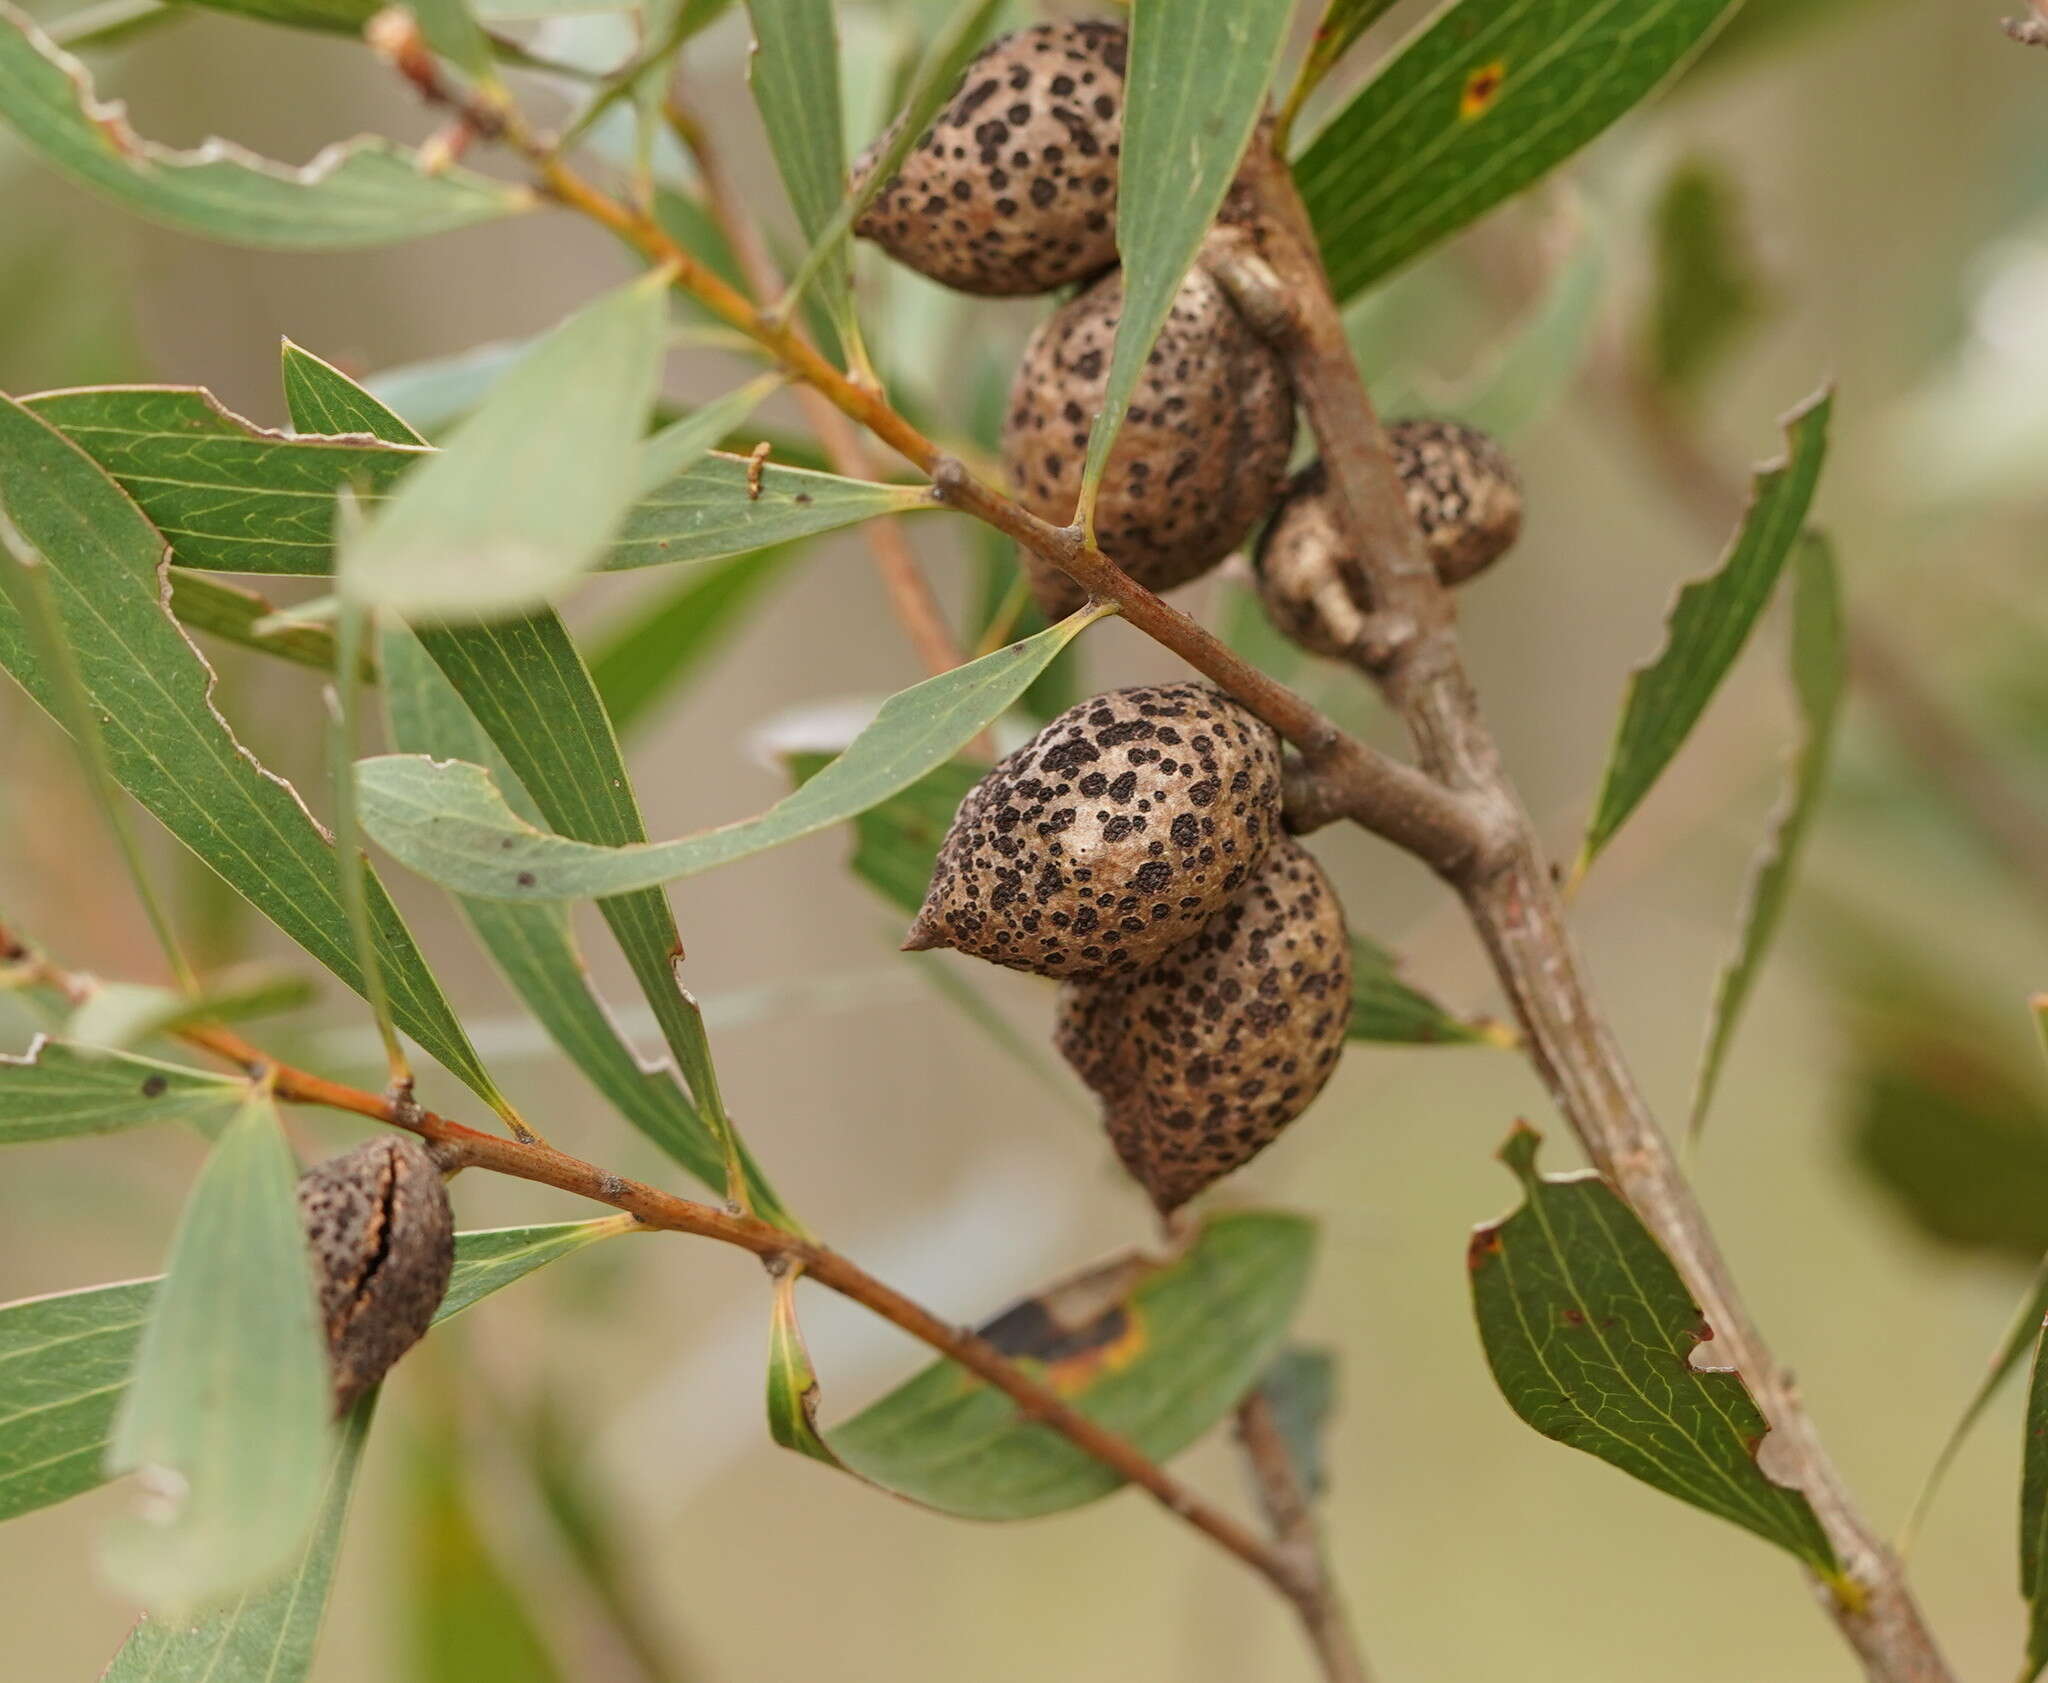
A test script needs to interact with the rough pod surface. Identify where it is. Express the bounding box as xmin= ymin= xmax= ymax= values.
xmin=1254 ymin=420 xmax=1523 ymax=660
xmin=1056 ymin=834 xmax=1352 ymax=1213
xmin=1003 ymin=263 xmax=1298 ymax=618
xmin=904 ymin=682 xmax=1283 ymax=979
xmin=853 ymin=20 xmax=1126 ymax=296
xmin=298 ymin=1133 xmax=454 ymax=1415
